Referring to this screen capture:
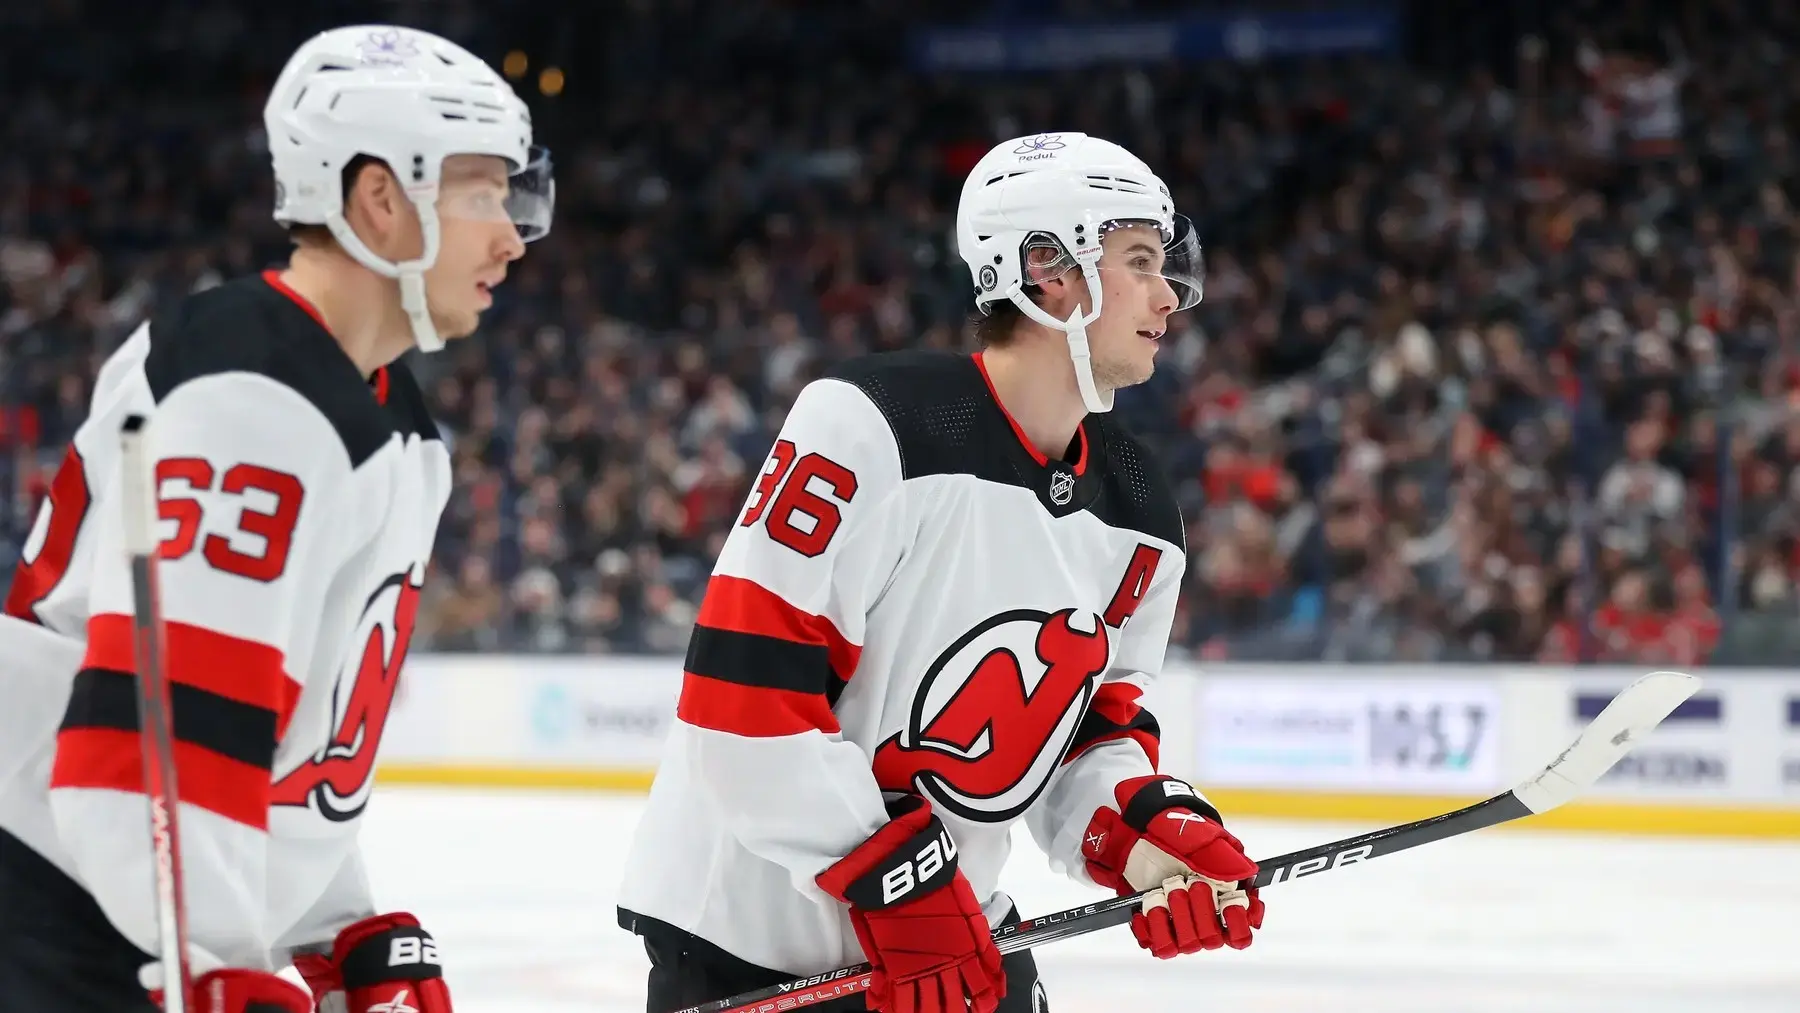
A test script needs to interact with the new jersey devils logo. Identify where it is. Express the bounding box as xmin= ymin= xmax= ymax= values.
xmin=271 ymin=567 xmax=422 ymax=821
xmin=872 ymin=608 xmax=1112 ymax=823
